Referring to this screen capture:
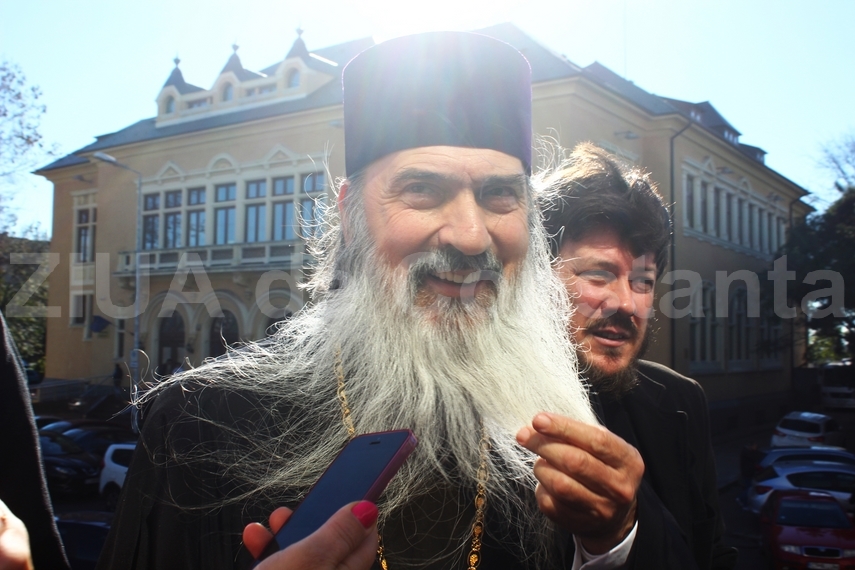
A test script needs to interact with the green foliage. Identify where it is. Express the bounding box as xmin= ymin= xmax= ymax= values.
xmin=782 ymin=186 xmax=855 ymax=361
